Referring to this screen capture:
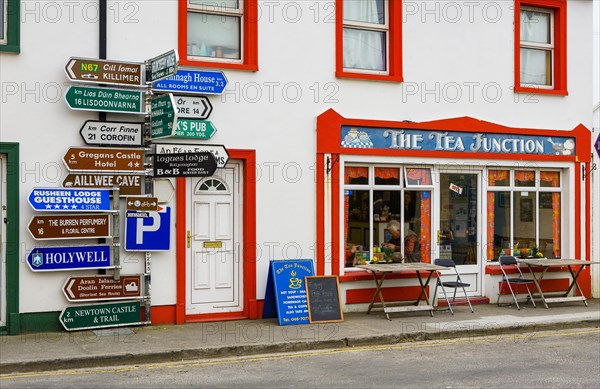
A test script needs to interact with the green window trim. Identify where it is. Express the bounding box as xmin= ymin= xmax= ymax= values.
xmin=0 ymin=0 xmax=20 ymax=53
